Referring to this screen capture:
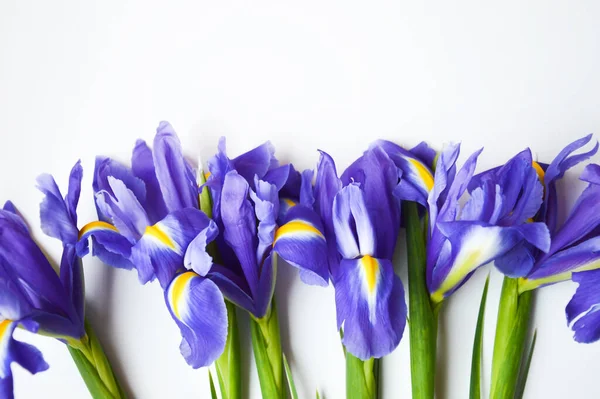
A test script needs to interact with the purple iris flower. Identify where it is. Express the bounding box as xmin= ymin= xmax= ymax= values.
xmin=196 ymin=137 xmax=303 ymax=318
xmin=0 ymin=196 xmax=86 ymax=398
xmin=481 ymin=136 xmax=600 ymax=343
xmin=273 ymin=146 xmax=407 ymax=360
xmin=78 ymin=122 xmax=228 ymax=368
xmin=378 ymin=140 xmax=551 ymax=304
